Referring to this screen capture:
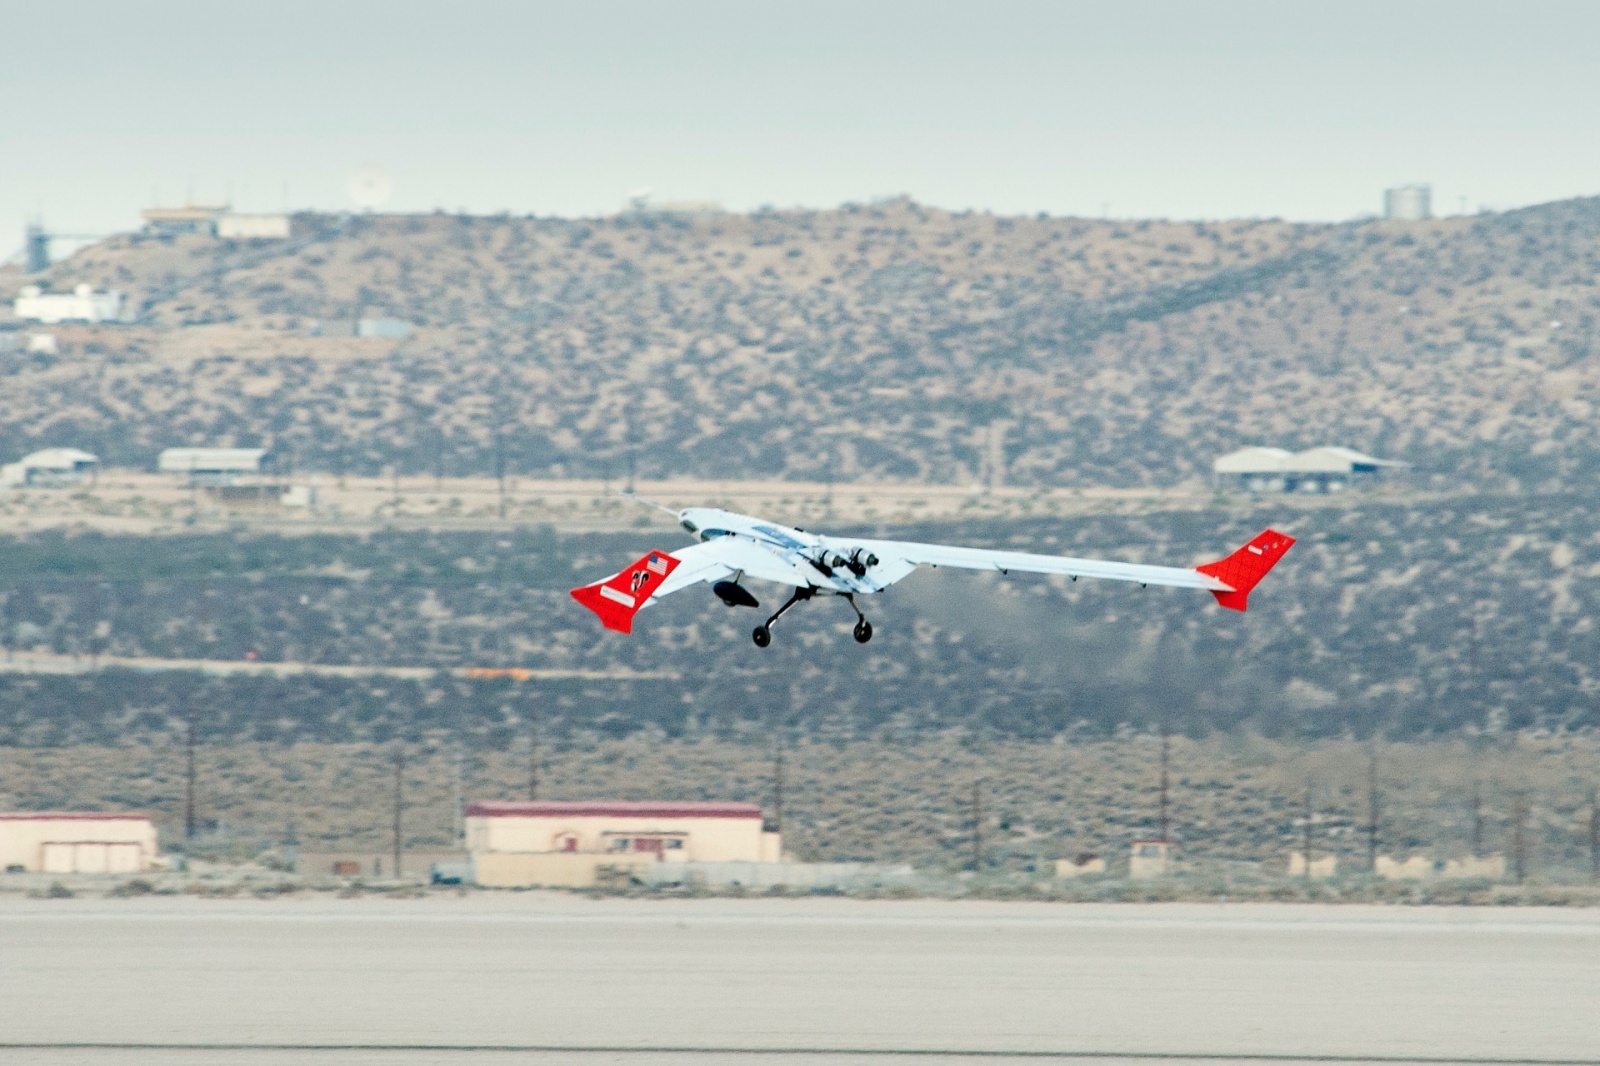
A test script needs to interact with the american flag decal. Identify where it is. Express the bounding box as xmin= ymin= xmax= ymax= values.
xmin=647 ymin=554 xmax=669 ymax=575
